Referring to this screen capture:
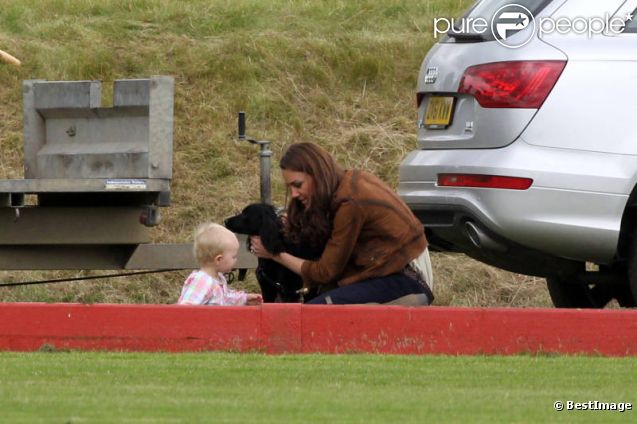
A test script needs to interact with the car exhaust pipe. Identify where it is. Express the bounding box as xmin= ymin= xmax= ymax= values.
xmin=464 ymin=221 xmax=508 ymax=253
